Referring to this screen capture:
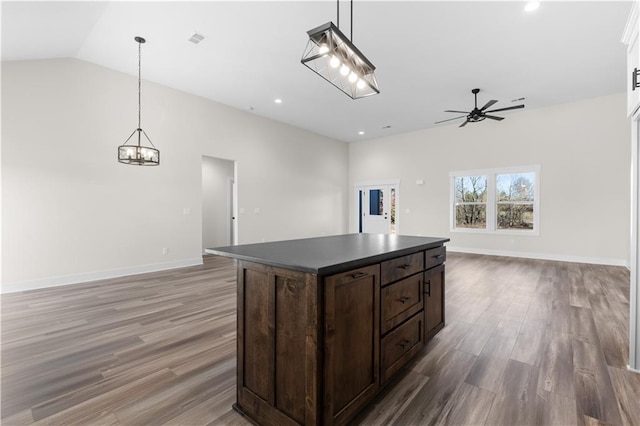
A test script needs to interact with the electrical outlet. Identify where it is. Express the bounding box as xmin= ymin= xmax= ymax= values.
xmin=162 ymin=248 xmax=169 ymax=255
